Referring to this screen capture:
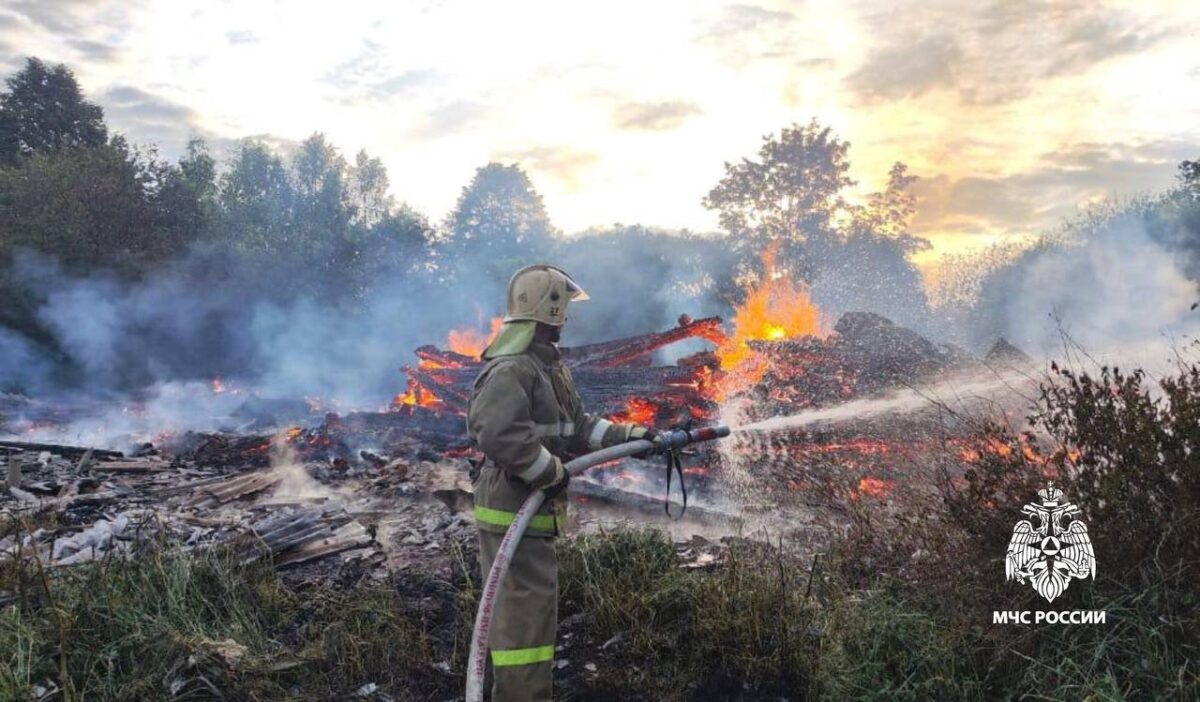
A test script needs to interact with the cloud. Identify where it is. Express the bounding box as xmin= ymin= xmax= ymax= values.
xmin=0 ymin=11 xmax=25 ymax=32
xmin=496 ymin=146 xmax=600 ymax=189
xmin=700 ymin=3 xmax=798 ymax=67
xmin=847 ymin=0 xmax=1176 ymax=106
xmin=98 ymin=84 xmax=207 ymax=155
xmin=705 ymin=3 xmax=794 ymax=38
xmin=409 ymin=100 xmax=488 ymax=138
xmin=794 ymin=57 xmax=835 ymax=70
xmin=323 ymin=39 xmax=439 ymax=105
xmin=1044 ymin=13 xmax=1169 ymax=77
xmin=226 ymin=30 xmax=259 ymax=45
xmin=911 ymin=138 xmax=1196 ymax=235
xmin=611 ymin=101 xmax=703 ymax=131
xmin=67 ymin=37 xmax=121 ymax=63
xmin=0 ymin=1 xmax=141 ymax=74
xmin=6 ymin=0 xmax=143 ymax=36
xmin=846 ymin=34 xmax=962 ymax=102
